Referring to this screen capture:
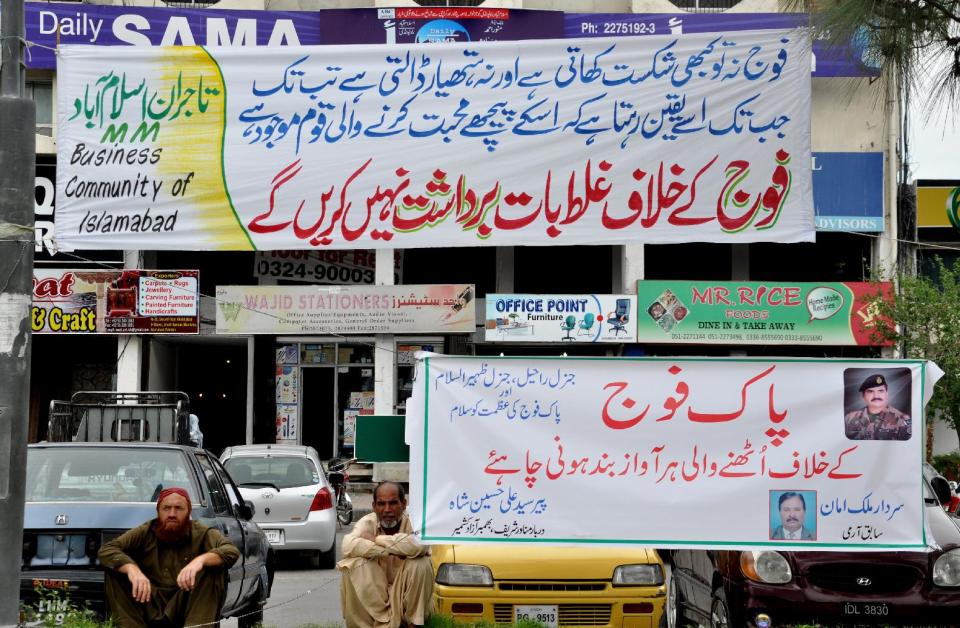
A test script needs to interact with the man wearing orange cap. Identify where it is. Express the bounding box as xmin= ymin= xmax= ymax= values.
xmin=98 ymin=487 xmax=240 ymax=627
